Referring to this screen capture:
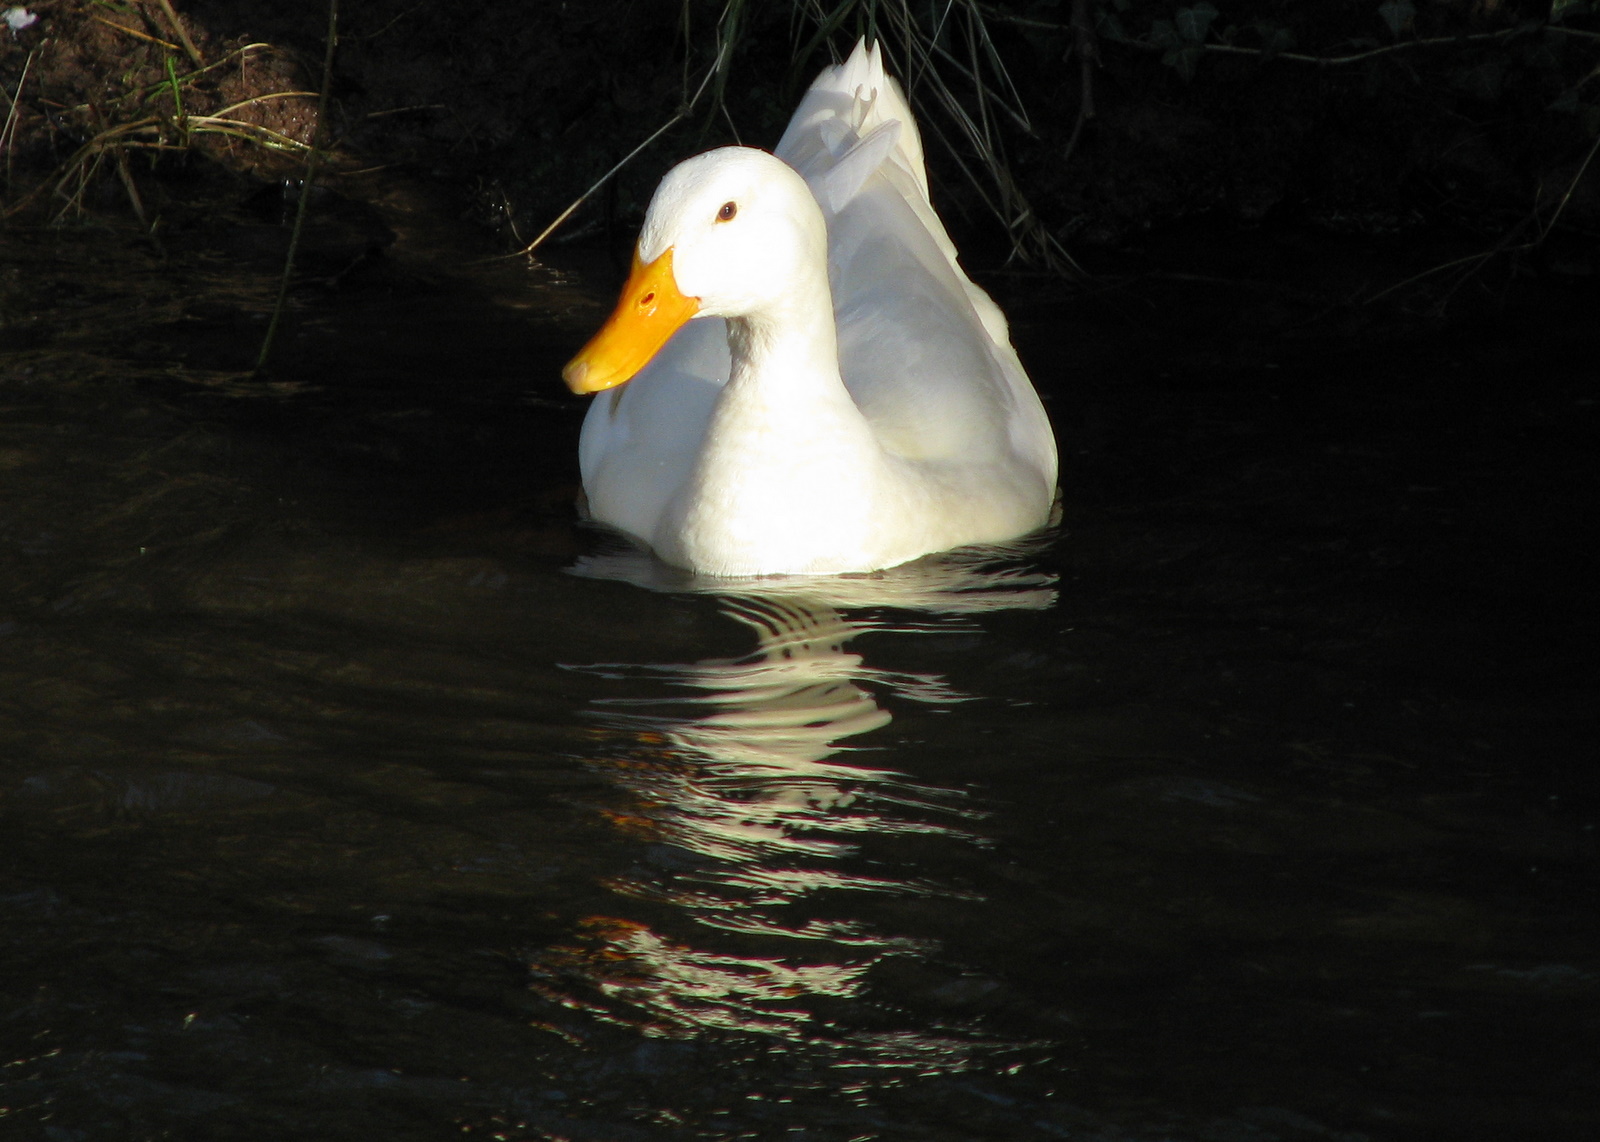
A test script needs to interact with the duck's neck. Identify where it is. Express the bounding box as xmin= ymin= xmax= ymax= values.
xmin=670 ymin=269 xmax=883 ymax=574
xmin=723 ymin=273 xmax=844 ymax=403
